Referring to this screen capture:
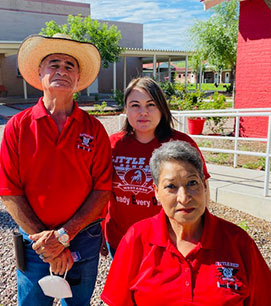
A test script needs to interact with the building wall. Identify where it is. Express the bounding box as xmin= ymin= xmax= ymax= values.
xmin=221 ymin=71 xmax=231 ymax=83
xmin=0 ymin=0 xmax=90 ymax=41
xmin=175 ymin=71 xmax=196 ymax=84
xmin=99 ymin=57 xmax=142 ymax=93
xmin=97 ymin=20 xmax=143 ymax=93
xmin=0 ymin=0 xmax=89 ymax=17
xmin=98 ymin=20 xmax=143 ymax=49
xmin=0 ymin=0 xmax=143 ymax=97
xmin=235 ymin=0 xmax=271 ymax=137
